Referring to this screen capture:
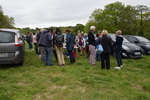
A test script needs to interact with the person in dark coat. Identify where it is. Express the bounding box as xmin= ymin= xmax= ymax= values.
xmin=48 ymin=28 xmax=58 ymax=62
xmin=101 ymin=30 xmax=112 ymax=69
xmin=26 ymin=32 xmax=33 ymax=49
xmin=88 ymin=26 xmax=96 ymax=66
xmin=66 ymin=29 xmax=75 ymax=64
xmin=114 ymin=30 xmax=124 ymax=69
xmin=38 ymin=29 xmax=53 ymax=66
xmin=37 ymin=29 xmax=45 ymax=61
